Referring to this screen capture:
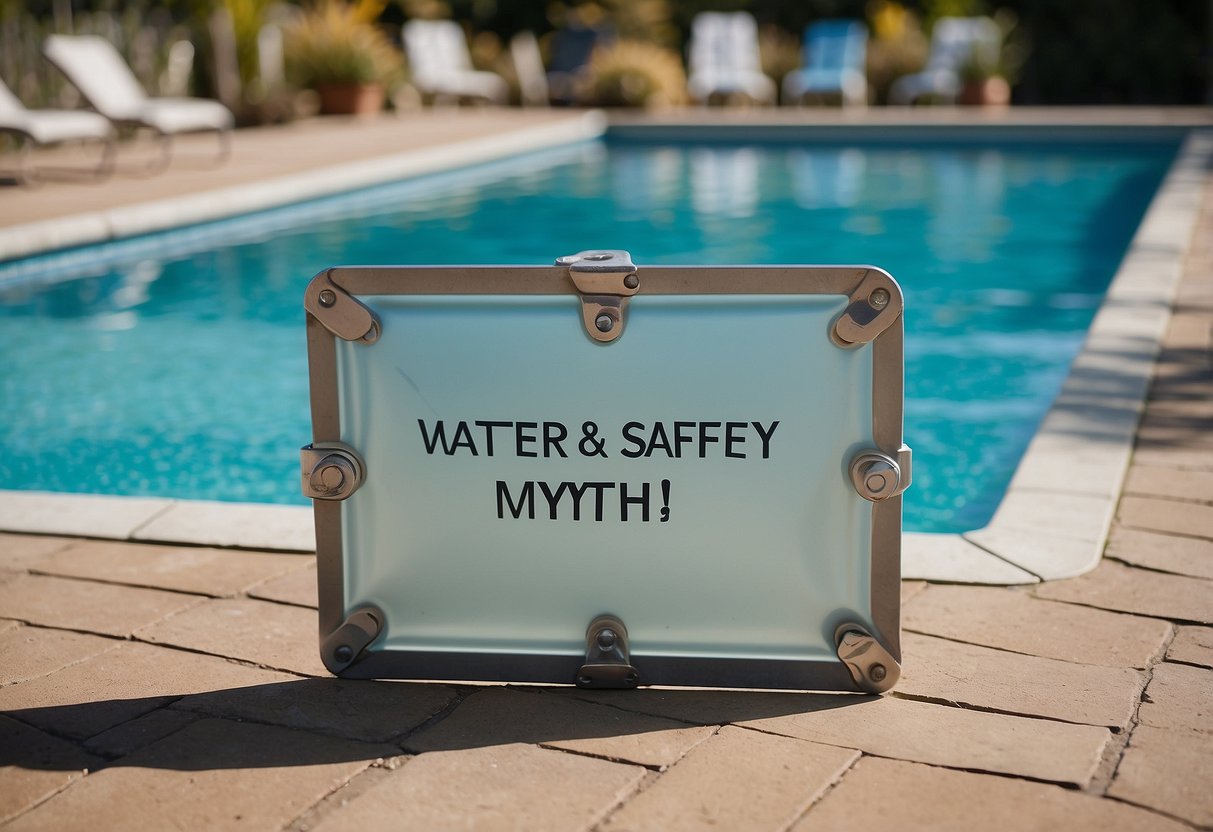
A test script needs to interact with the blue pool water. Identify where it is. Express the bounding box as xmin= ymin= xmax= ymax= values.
xmin=0 ymin=136 xmax=1176 ymax=533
